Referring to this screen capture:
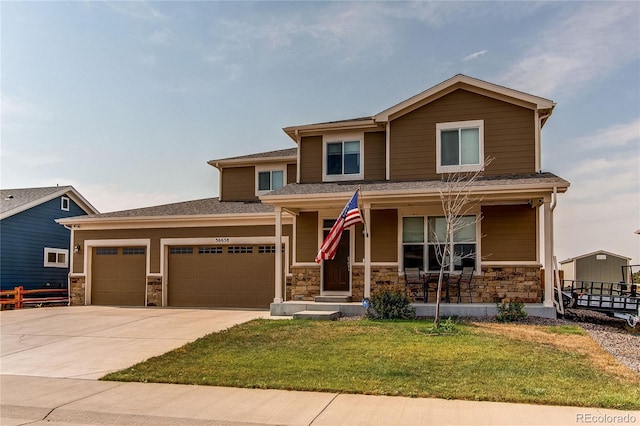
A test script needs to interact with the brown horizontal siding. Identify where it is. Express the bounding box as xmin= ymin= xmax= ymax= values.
xmin=299 ymin=136 xmax=322 ymax=183
xmin=390 ymin=89 xmax=535 ymax=180
xmin=221 ymin=166 xmax=257 ymax=202
xmin=287 ymin=163 xmax=297 ymax=184
xmin=481 ymin=205 xmax=536 ymax=262
xmin=364 ymin=131 xmax=386 ymax=181
xmin=371 ymin=209 xmax=398 ymax=262
xmin=73 ymin=225 xmax=293 ymax=274
xmin=296 ymin=211 xmax=318 ymax=262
